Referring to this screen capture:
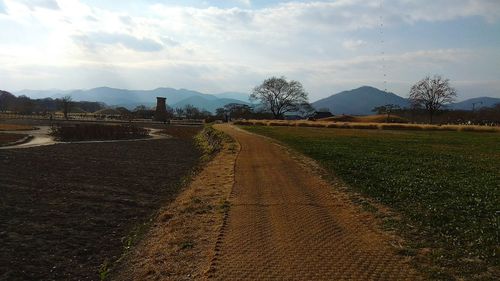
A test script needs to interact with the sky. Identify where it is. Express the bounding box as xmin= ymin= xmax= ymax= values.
xmin=1 ymin=0 xmax=500 ymax=101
